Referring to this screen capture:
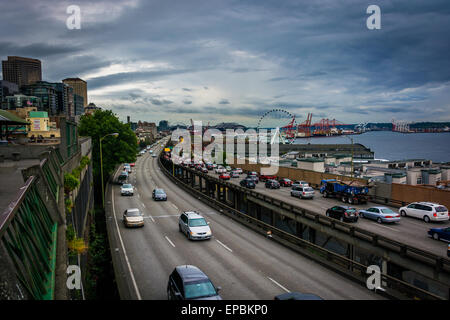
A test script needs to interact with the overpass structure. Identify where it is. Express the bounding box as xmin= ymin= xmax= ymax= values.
xmin=105 ymin=139 xmax=382 ymax=300
xmin=159 ymin=146 xmax=450 ymax=300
